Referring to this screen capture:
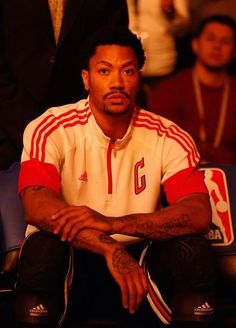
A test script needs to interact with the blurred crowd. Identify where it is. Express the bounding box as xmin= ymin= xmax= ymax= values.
xmin=127 ymin=0 xmax=236 ymax=165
